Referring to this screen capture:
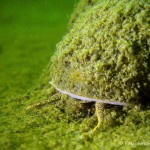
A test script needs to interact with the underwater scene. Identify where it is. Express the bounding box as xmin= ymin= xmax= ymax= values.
xmin=0 ymin=0 xmax=150 ymax=150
